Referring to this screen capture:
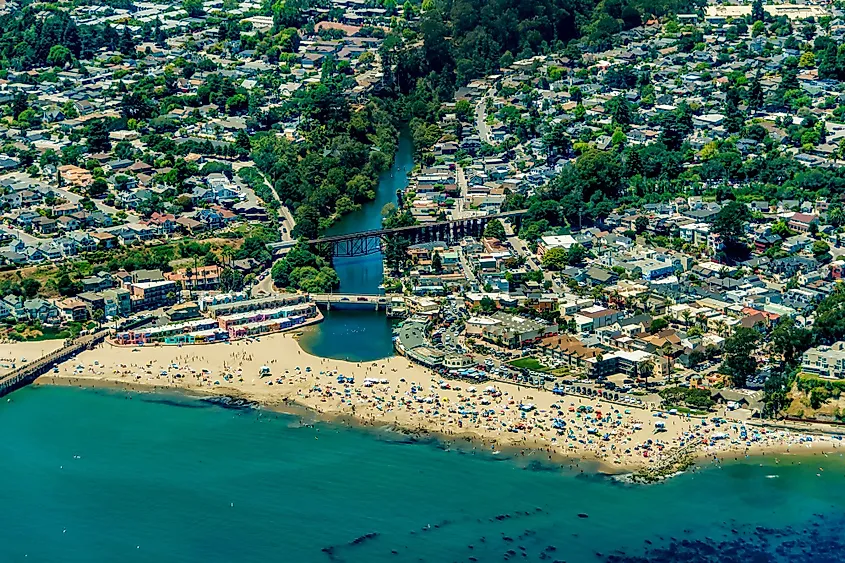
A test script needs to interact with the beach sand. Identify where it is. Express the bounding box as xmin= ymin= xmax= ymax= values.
xmin=0 ymin=340 xmax=65 ymax=376
xmin=37 ymin=332 xmax=843 ymax=472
